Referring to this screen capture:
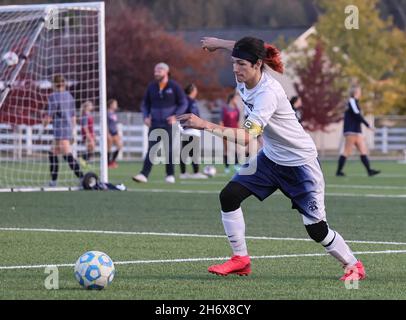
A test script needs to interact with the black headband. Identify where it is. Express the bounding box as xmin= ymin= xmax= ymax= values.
xmin=232 ymin=47 xmax=259 ymax=64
